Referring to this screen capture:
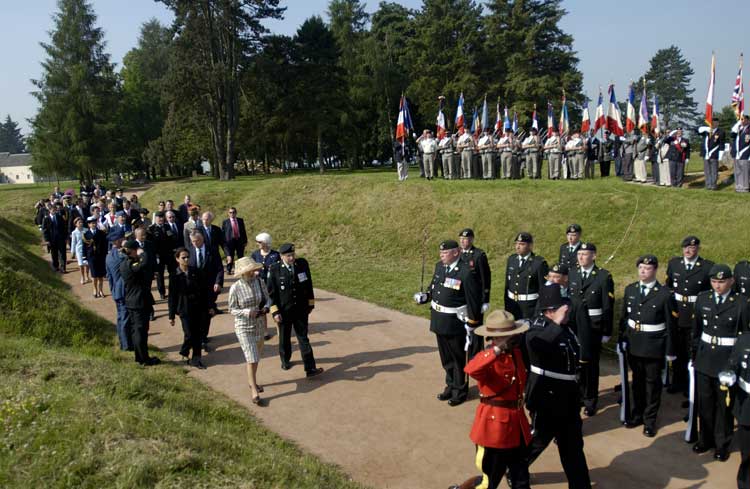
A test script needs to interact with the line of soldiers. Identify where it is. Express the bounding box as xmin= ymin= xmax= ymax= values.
xmin=415 ymin=226 xmax=750 ymax=488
